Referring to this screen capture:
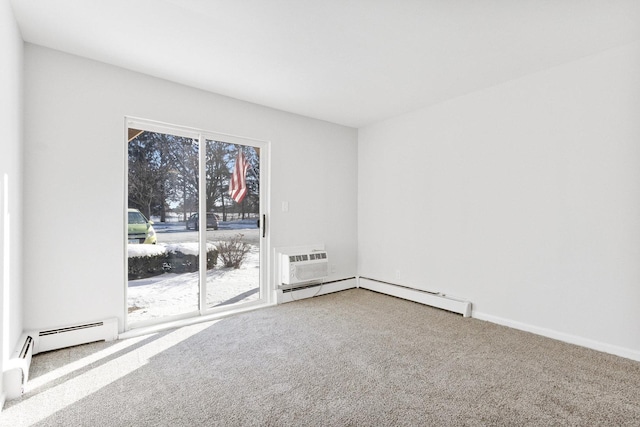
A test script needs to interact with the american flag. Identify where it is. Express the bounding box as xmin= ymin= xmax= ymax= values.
xmin=229 ymin=149 xmax=250 ymax=204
